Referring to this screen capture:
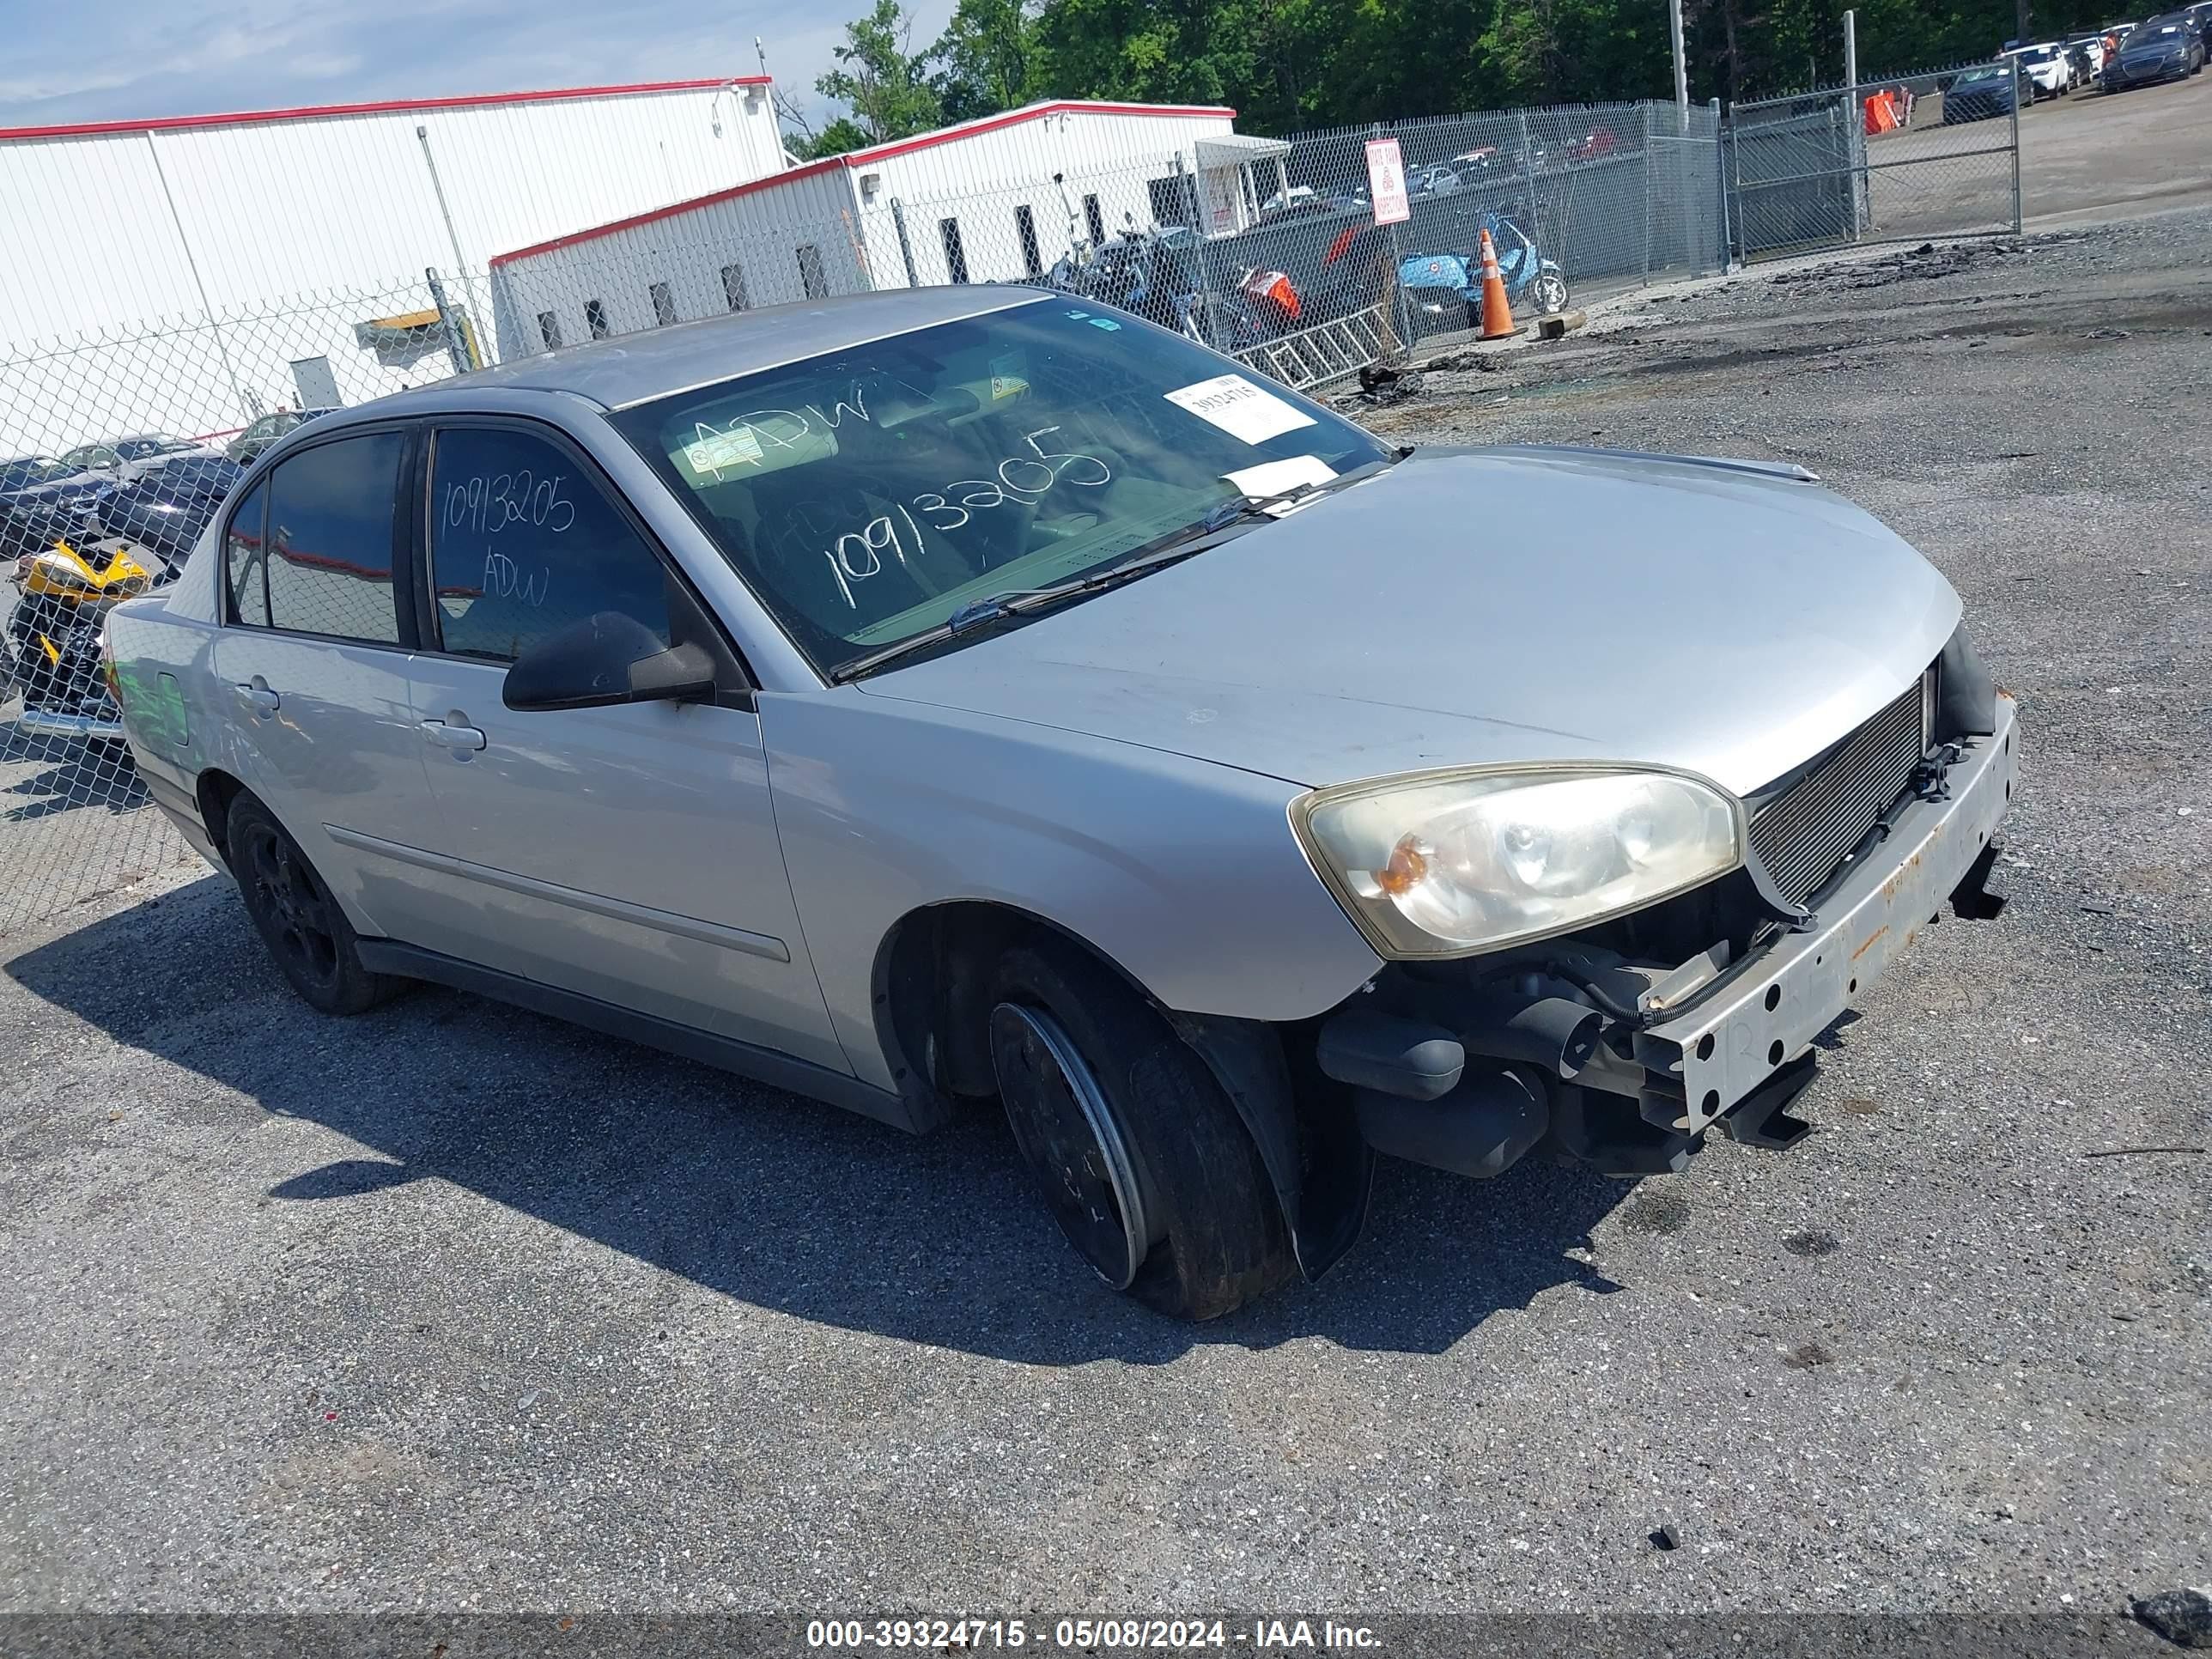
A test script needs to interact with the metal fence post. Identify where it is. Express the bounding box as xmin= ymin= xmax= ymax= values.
xmin=1712 ymin=98 xmax=1733 ymax=271
xmin=1641 ymin=104 xmax=1654 ymax=285
xmin=425 ymin=268 xmax=471 ymax=376
xmin=2009 ymin=64 xmax=2025 ymax=230
xmin=890 ymin=198 xmax=921 ymax=289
